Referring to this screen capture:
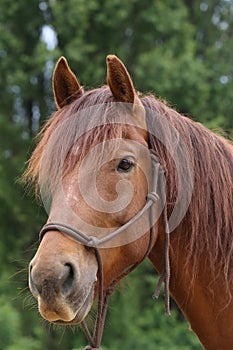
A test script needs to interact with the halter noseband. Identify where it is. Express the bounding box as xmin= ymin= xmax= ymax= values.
xmin=39 ymin=152 xmax=170 ymax=350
